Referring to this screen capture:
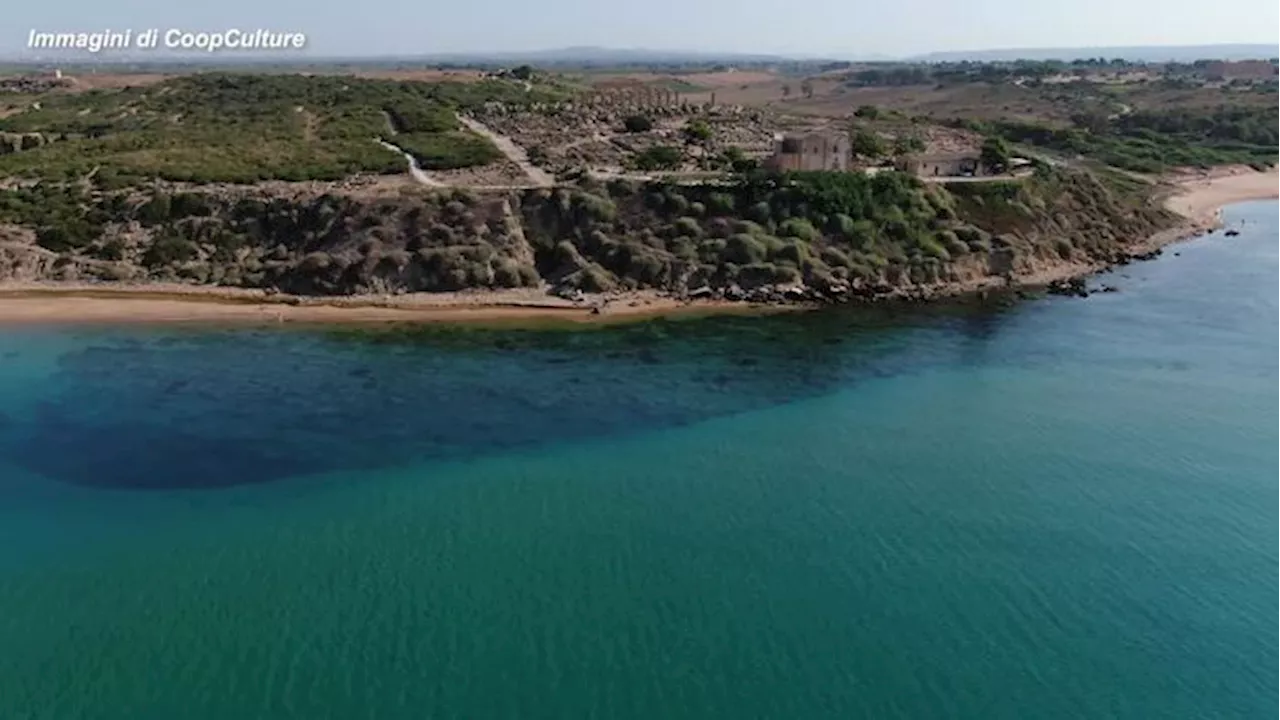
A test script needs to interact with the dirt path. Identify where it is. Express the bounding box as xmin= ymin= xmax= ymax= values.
xmin=458 ymin=116 xmax=554 ymax=187
xmin=921 ymin=174 xmax=1029 ymax=184
xmin=298 ymin=107 xmax=318 ymax=142
xmin=375 ymin=138 xmax=443 ymax=187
